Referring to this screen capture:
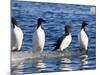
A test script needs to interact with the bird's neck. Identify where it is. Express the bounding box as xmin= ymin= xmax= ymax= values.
xmin=12 ymin=24 xmax=16 ymax=28
xmin=37 ymin=22 xmax=42 ymax=29
xmin=81 ymin=27 xmax=85 ymax=31
xmin=65 ymin=30 xmax=70 ymax=35
xmin=65 ymin=32 xmax=70 ymax=36
xmin=81 ymin=24 xmax=86 ymax=30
